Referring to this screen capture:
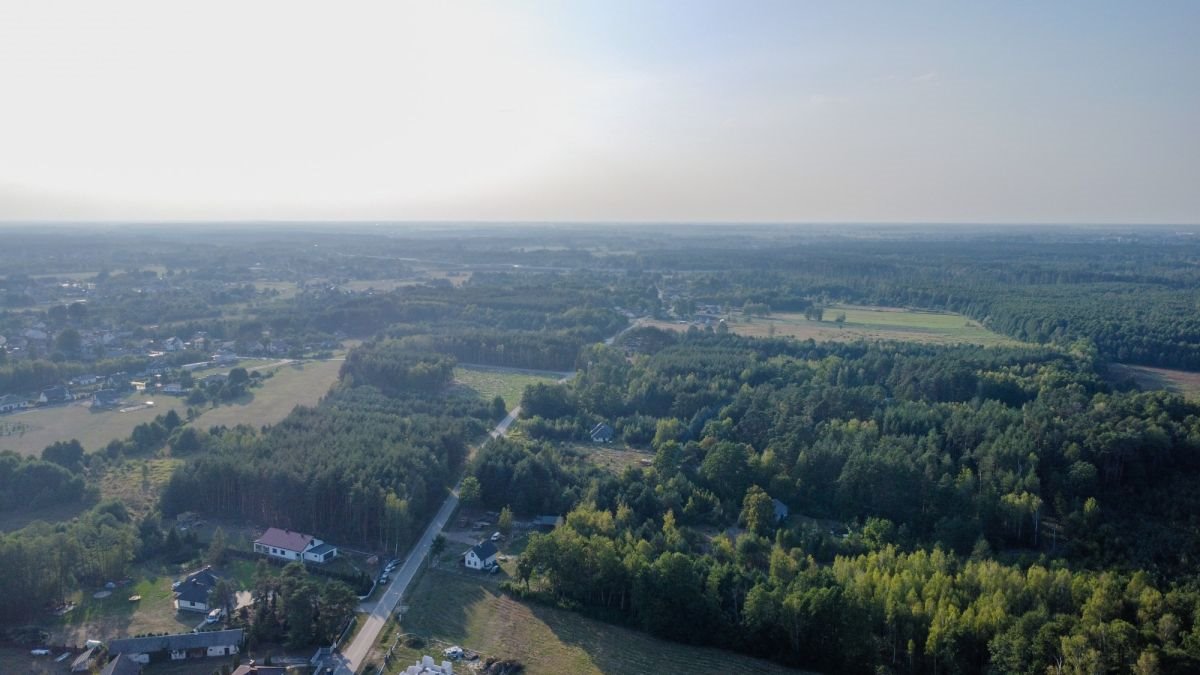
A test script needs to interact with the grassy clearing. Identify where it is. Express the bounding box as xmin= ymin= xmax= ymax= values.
xmin=375 ymin=567 xmax=806 ymax=675
xmin=450 ymin=366 xmax=563 ymax=409
xmin=647 ymin=304 xmax=1017 ymax=347
xmin=568 ymin=443 xmax=652 ymax=474
xmin=0 ymin=360 xmax=341 ymax=457
xmin=0 ymin=394 xmax=189 ymax=457
xmin=198 ymin=359 xmax=342 ymax=429
xmin=1108 ymin=363 xmax=1200 ymax=399
xmin=47 ymin=565 xmax=197 ymax=645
